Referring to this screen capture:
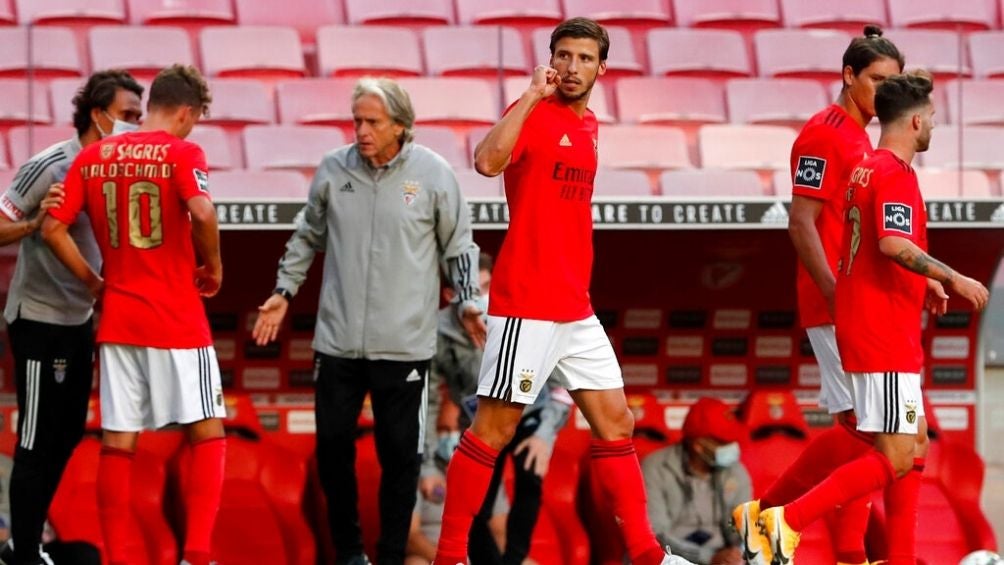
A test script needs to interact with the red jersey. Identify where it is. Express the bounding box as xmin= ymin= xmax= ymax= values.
xmin=835 ymin=149 xmax=928 ymax=373
xmin=51 ymin=130 xmax=213 ymax=349
xmin=790 ymin=105 xmax=872 ymax=328
xmin=489 ymin=96 xmax=598 ymax=322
